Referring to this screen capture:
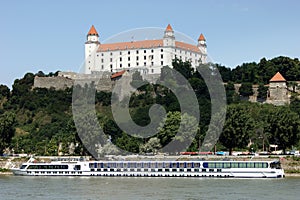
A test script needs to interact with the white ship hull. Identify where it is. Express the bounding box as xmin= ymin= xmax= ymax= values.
xmin=11 ymin=159 xmax=285 ymax=178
